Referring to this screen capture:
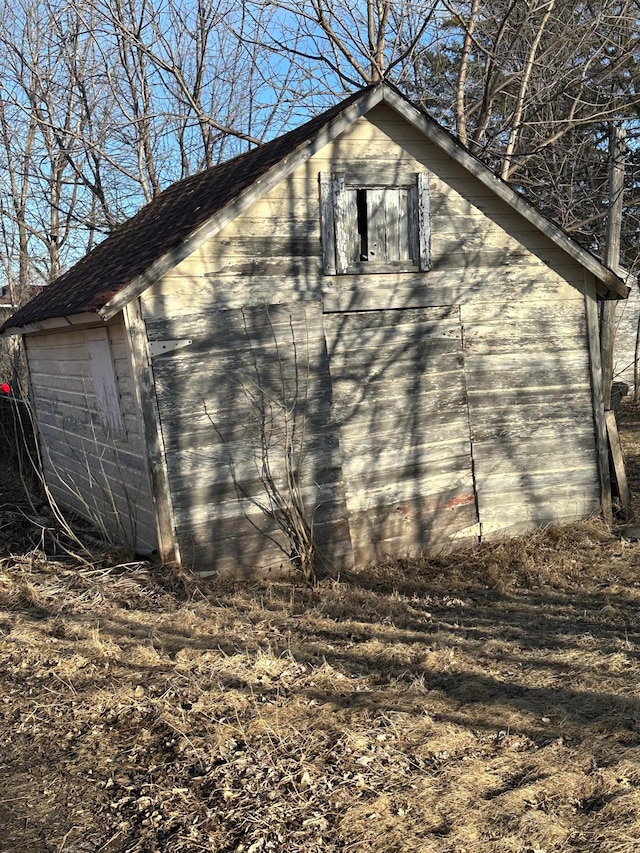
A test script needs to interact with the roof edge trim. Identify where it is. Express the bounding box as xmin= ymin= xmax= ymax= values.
xmin=2 ymin=311 xmax=104 ymax=337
